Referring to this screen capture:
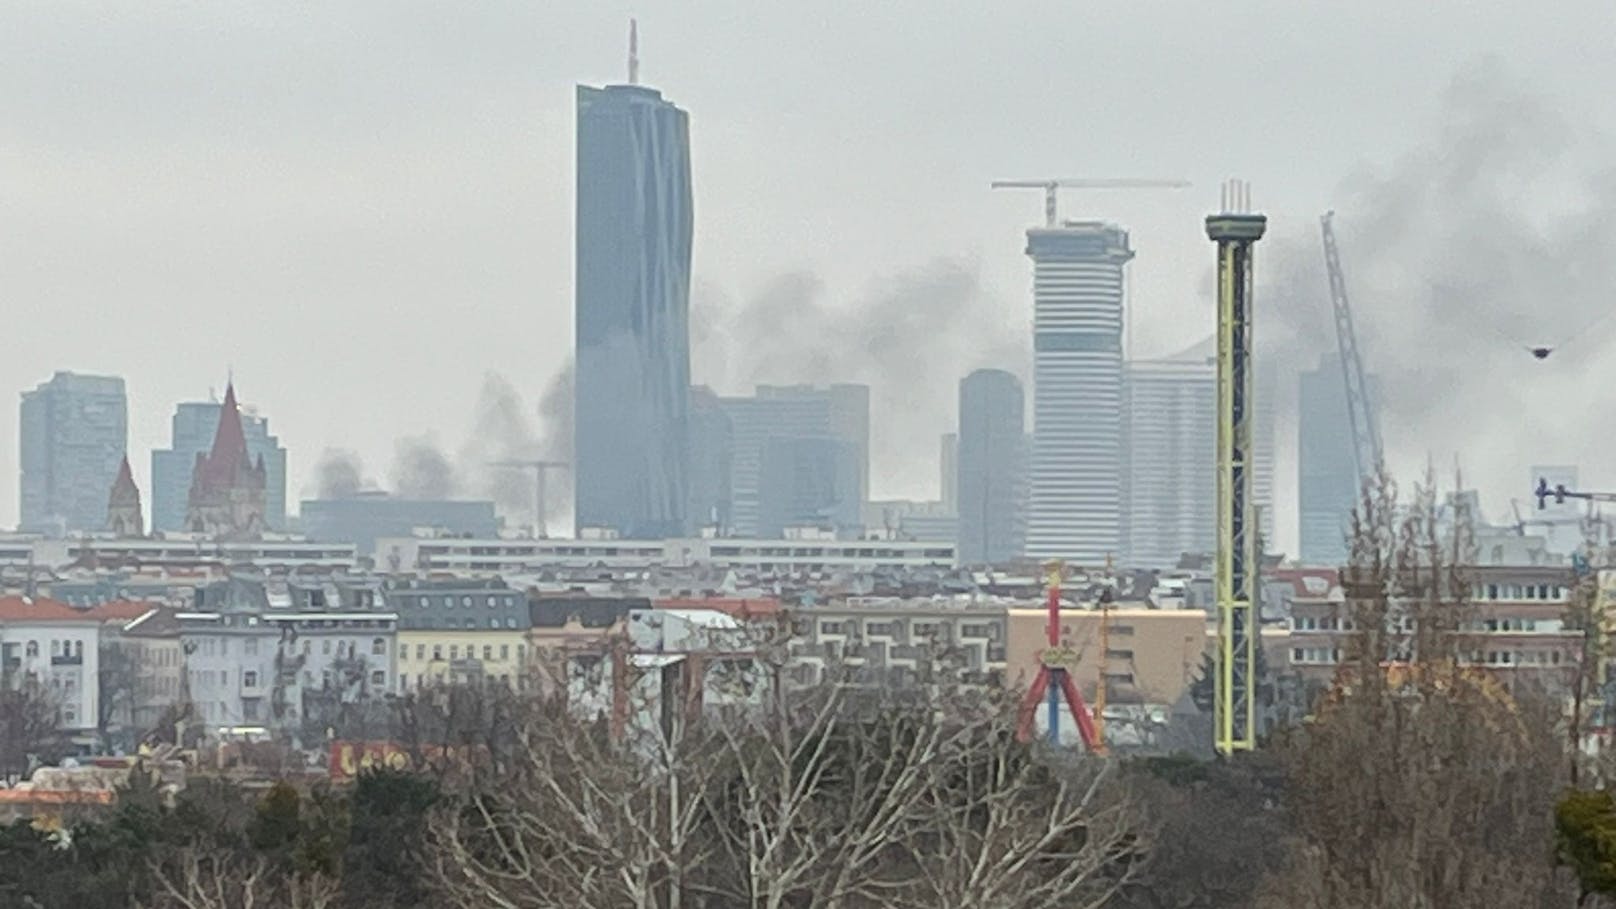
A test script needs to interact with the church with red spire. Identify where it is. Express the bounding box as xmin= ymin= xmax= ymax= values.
xmin=105 ymin=454 xmax=144 ymax=537
xmin=185 ymin=382 xmax=267 ymax=538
